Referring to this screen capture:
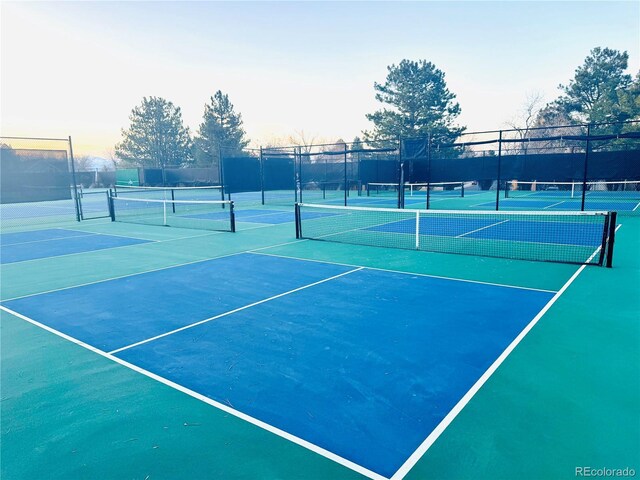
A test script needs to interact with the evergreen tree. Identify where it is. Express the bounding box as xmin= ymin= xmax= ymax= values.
xmin=546 ymin=47 xmax=636 ymax=124
xmin=351 ymin=136 xmax=364 ymax=151
xmin=194 ymin=91 xmax=249 ymax=165
xmin=363 ymin=59 xmax=465 ymax=146
xmin=115 ymin=97 xmax=192 ymax=168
